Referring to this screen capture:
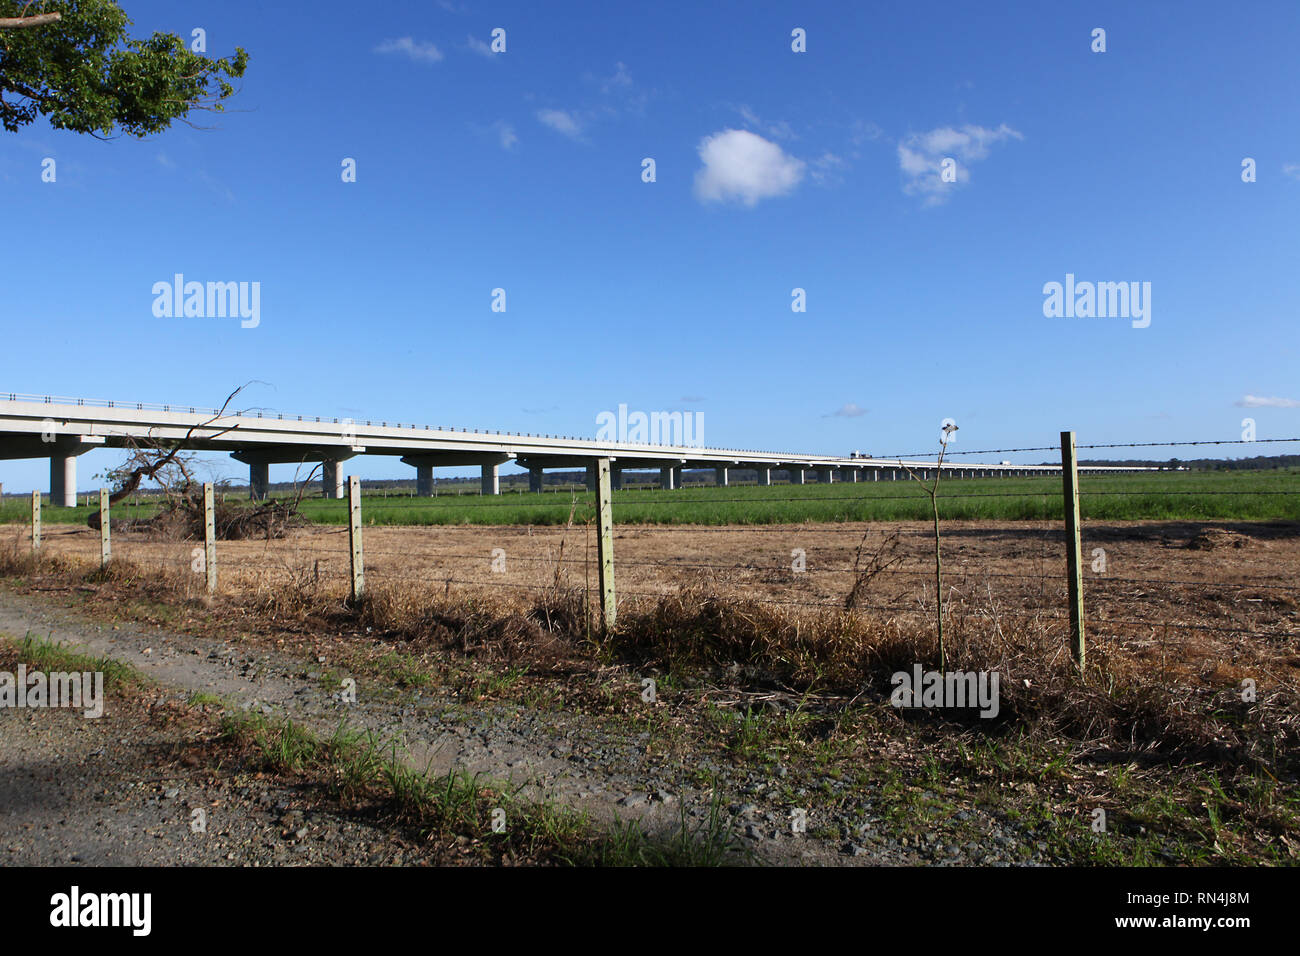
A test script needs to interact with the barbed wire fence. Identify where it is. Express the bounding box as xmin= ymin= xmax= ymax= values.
xmin=6 ymin=433 xmax=1298 ymax=680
